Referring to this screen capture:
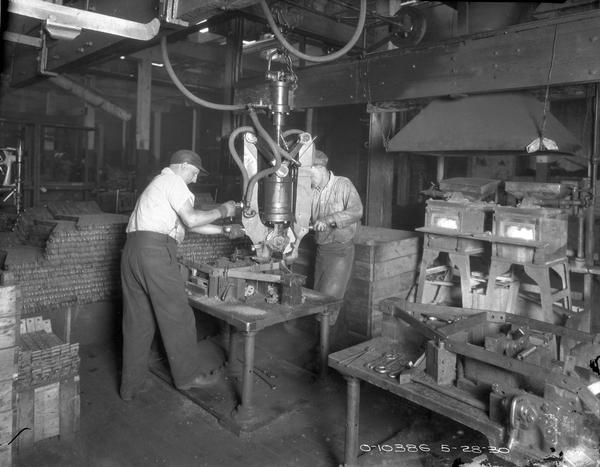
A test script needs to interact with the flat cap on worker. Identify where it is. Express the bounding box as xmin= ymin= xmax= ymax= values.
xmin=170 ymin=149 xmax=209 ymax=175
